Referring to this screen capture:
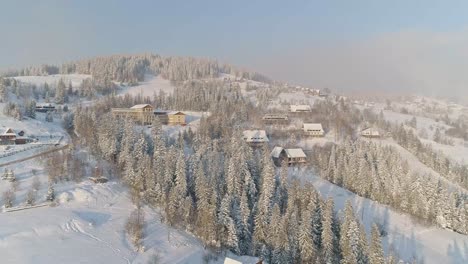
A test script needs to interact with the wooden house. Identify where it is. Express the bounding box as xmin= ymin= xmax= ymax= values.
xmin=168 ymin=111 xmax=186 ymax=125
xmin=0 ymin=128 xmax=31 ymax=145
xmin=361 ymin=127 xmax=380 ymax=138
xmin=262 ymin=114 xmax=289 ymax=125
xmin=271 ymin=146 xmax=307 ymax=166
xmin=303 ymin=123 xmax=325 ymax=137
xmin=111 ymin=104 xmax=154 ymax=125
xmin=0 ymin=128 xmax=16 ymax=145
xmin=243 ymin=130 xmax=269 ymax=146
